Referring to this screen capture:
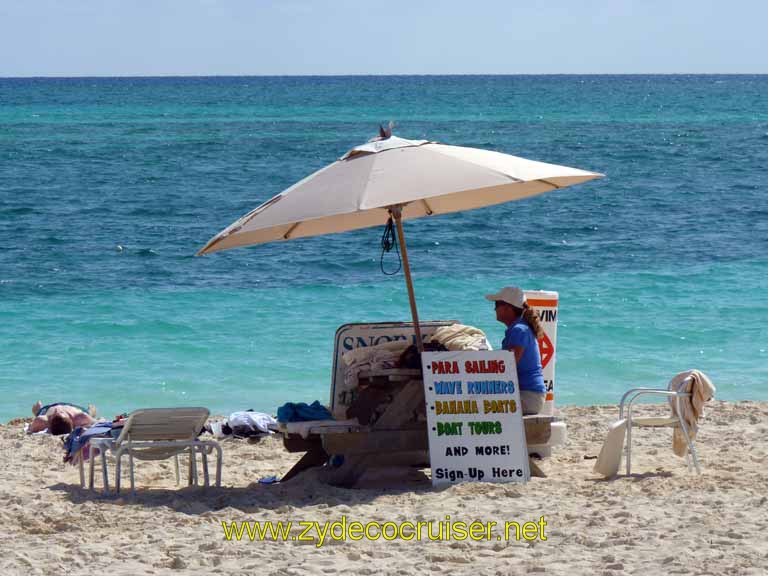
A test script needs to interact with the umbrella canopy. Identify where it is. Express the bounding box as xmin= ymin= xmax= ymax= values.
xmin=197 ymin=135 xmax=602 ymax=255
xmin=198 ymin=133 xmax=603 ymax=350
